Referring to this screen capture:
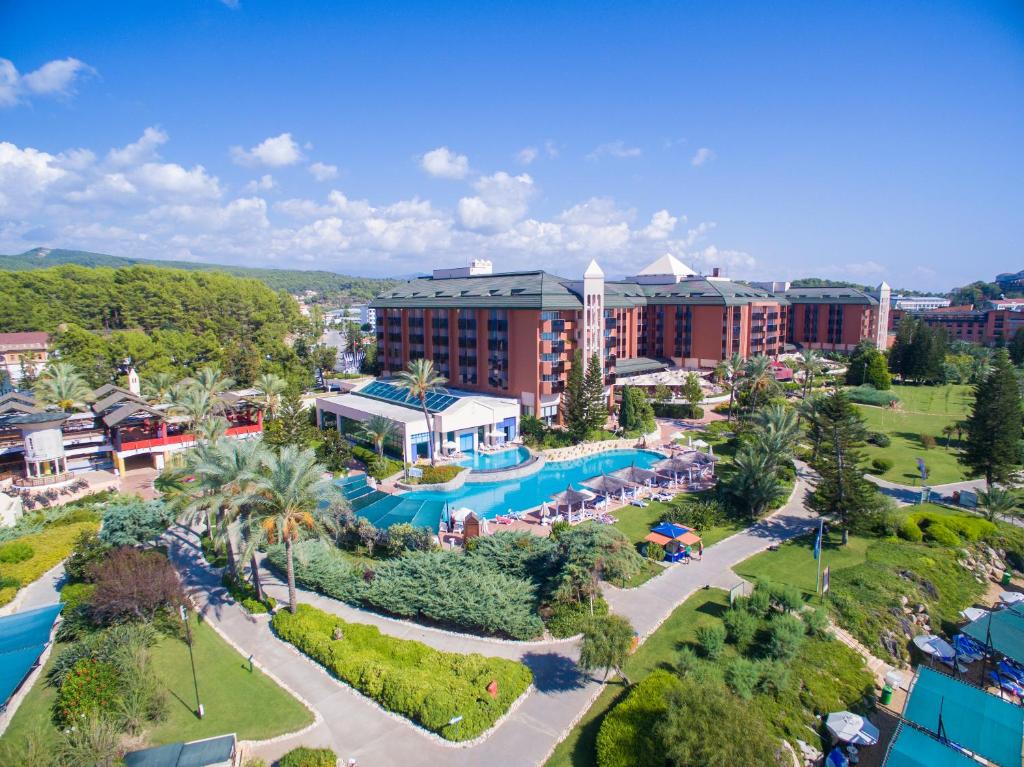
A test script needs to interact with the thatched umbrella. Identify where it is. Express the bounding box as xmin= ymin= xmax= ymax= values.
xmin=582 ymin=473 xmax=636 ymax=496
xmin=551 ymin=484 xmax=595 ymax=513
xmin=611 ymin=464 xmax=658 ymax=486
